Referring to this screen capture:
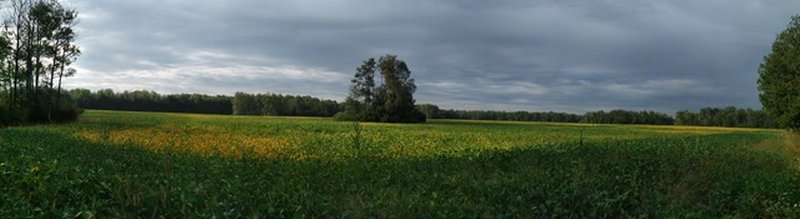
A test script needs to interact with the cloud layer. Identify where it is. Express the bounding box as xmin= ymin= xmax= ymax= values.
xmin=62 ymin=0 xmax=800 ymax=113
